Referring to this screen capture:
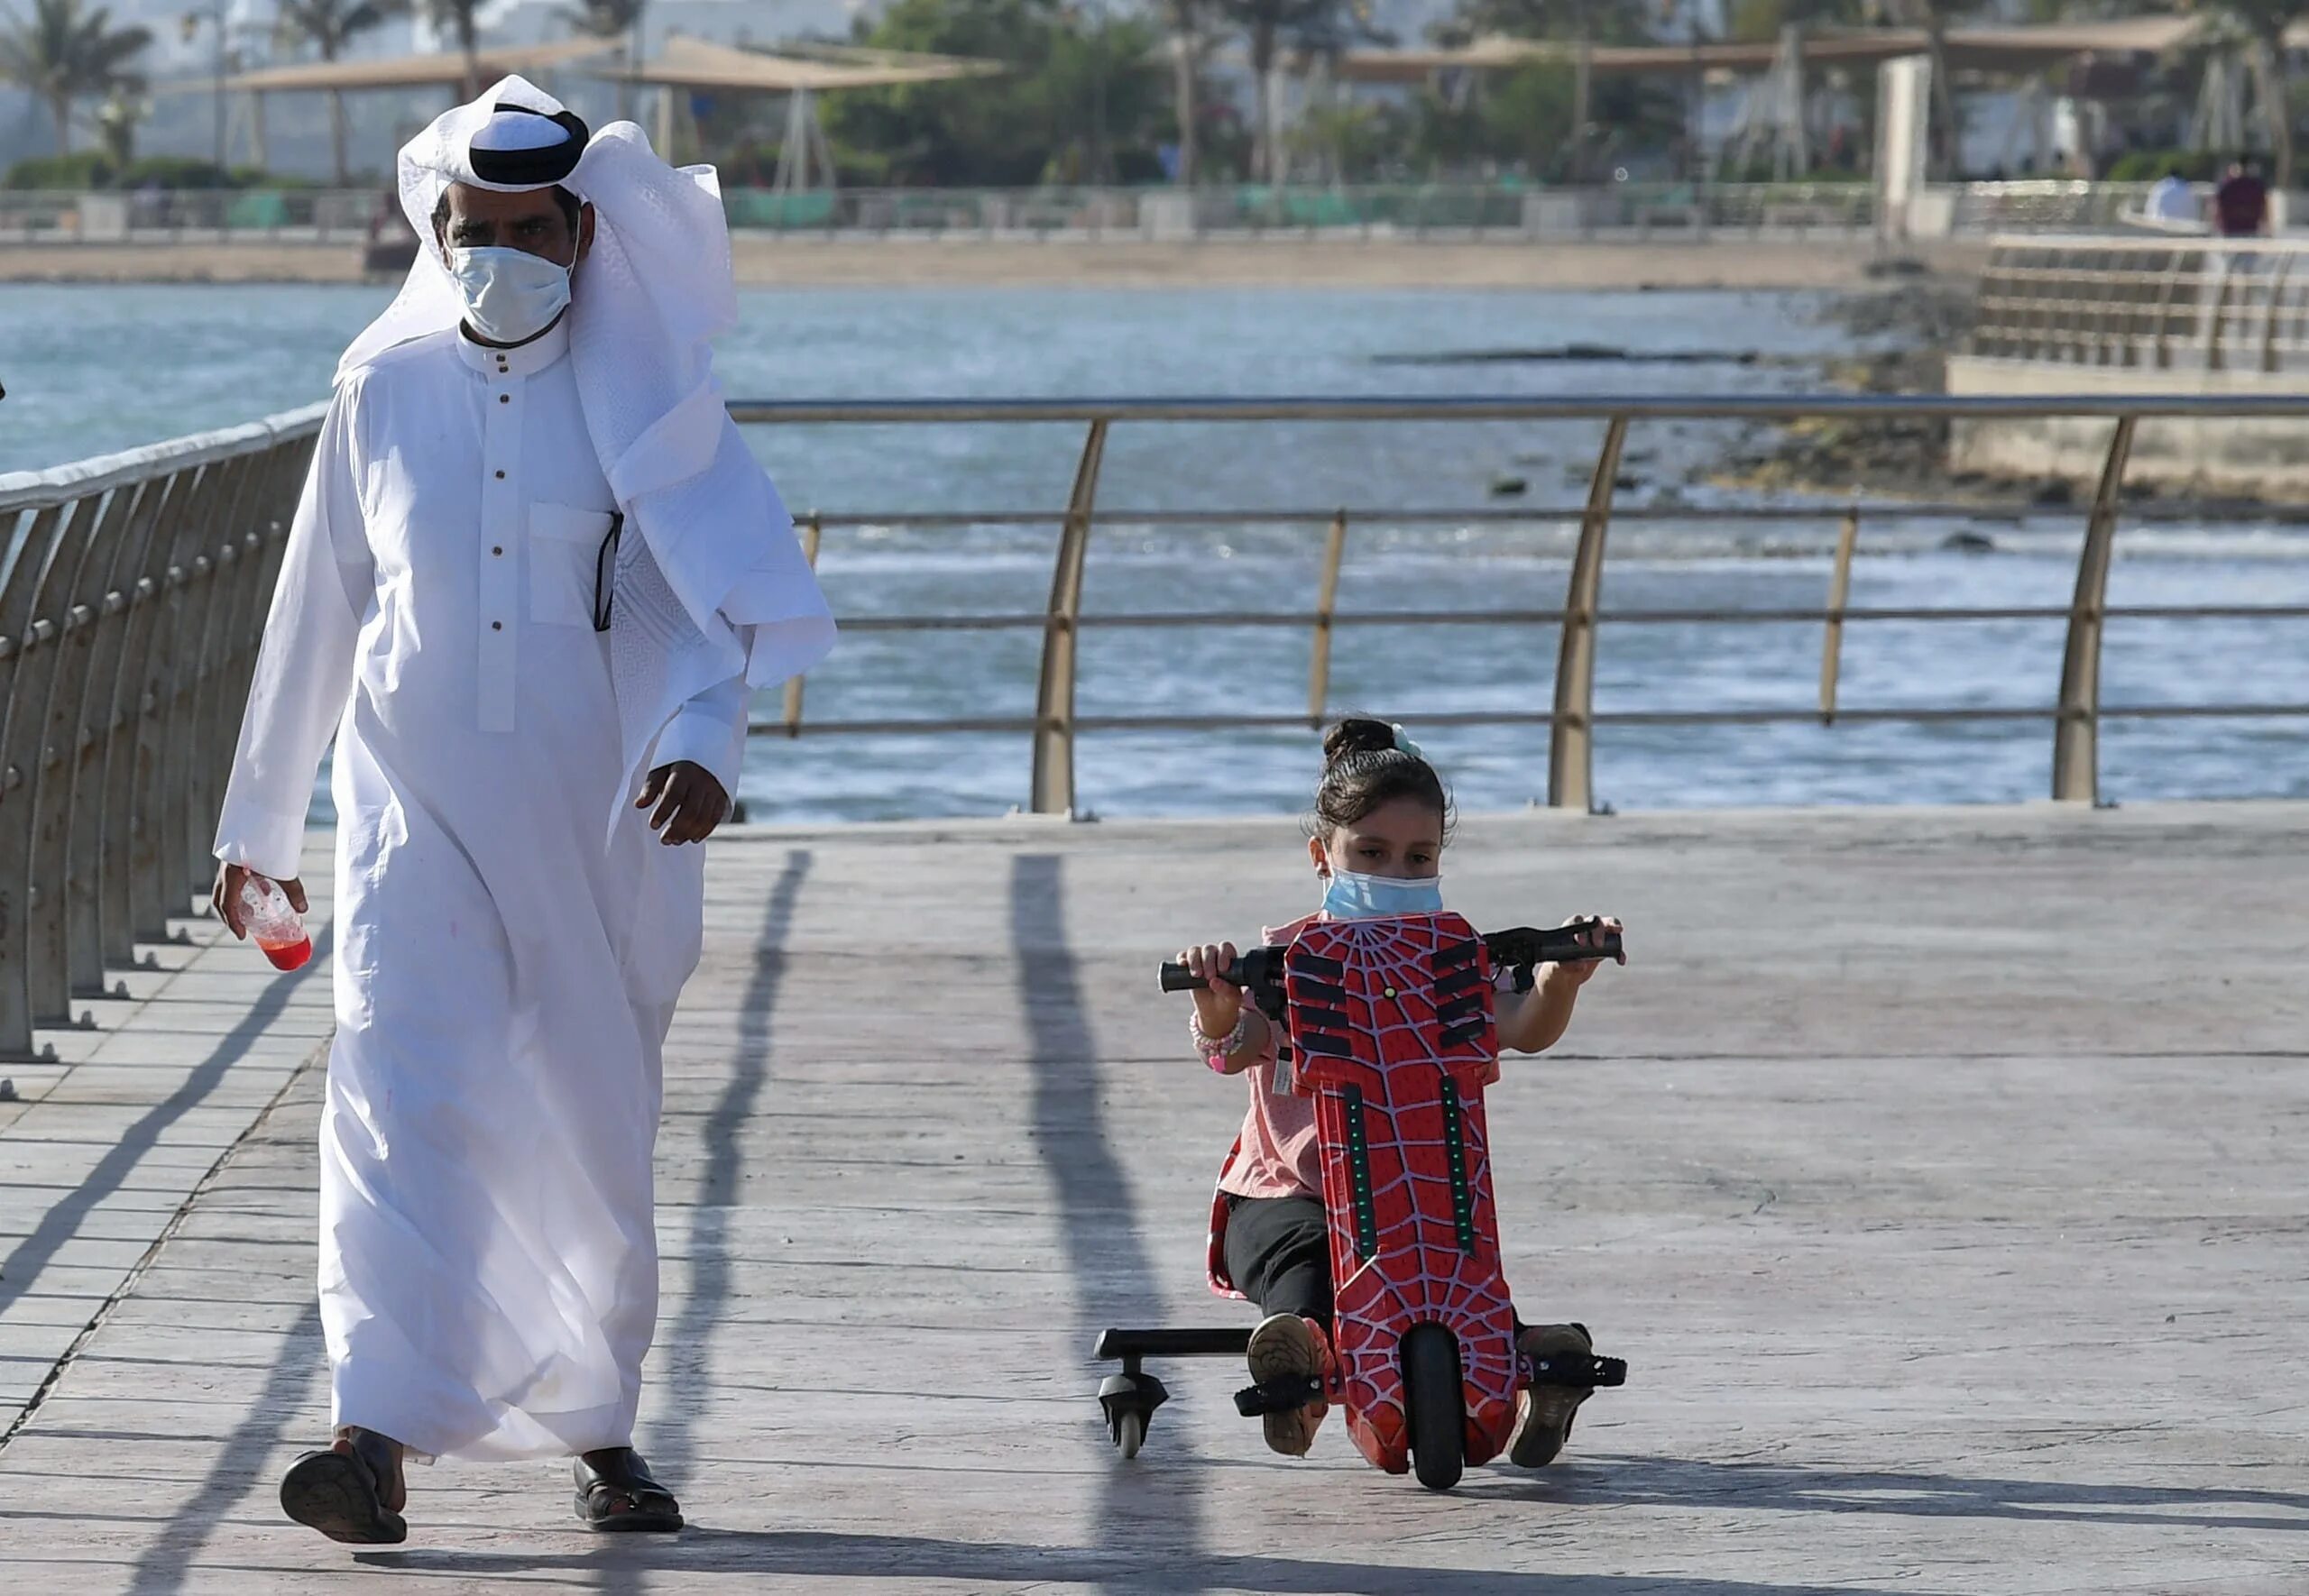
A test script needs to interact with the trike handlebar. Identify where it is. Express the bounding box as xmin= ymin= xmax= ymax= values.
xmin=1159 ymin=922 xmax=1622 ymax=995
